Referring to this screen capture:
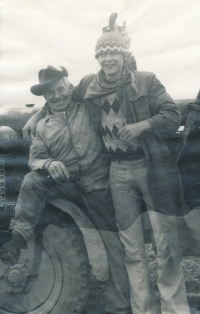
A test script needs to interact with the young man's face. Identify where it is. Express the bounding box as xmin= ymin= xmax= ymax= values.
xmin=44 ymin=78 xmax=73 ymax=113
xmin=97 ymin=52 xmax=124 ymax=81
